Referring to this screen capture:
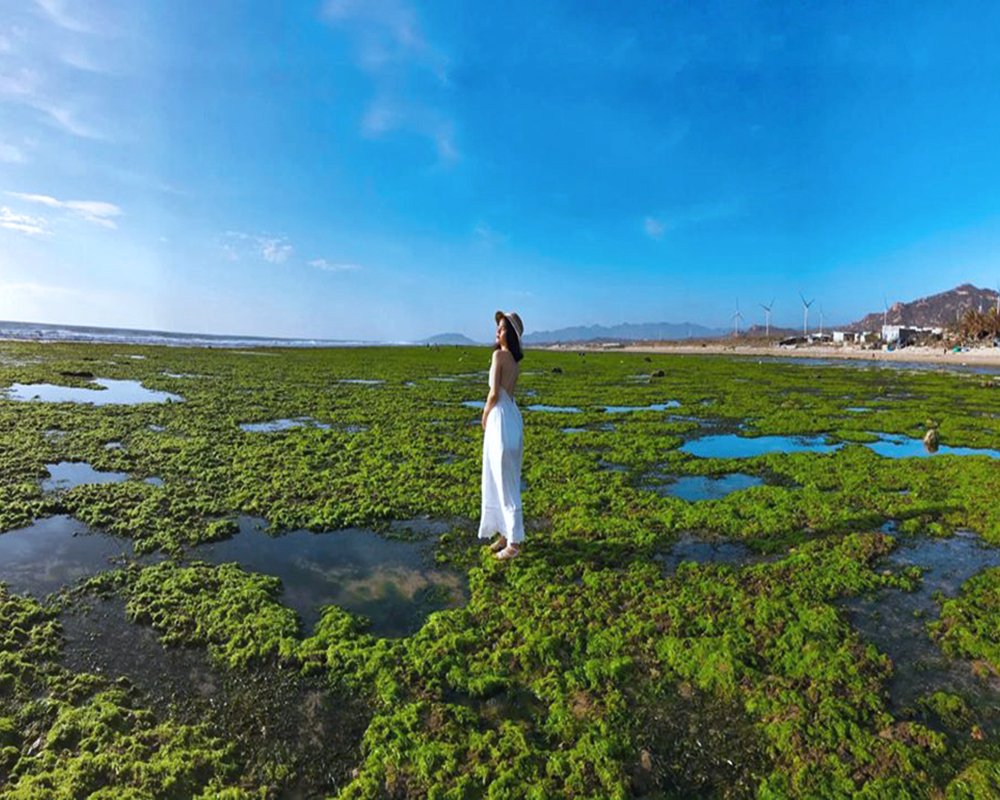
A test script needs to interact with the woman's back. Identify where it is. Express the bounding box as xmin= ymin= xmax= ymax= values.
xmin=492 ymin=349 xmax=519 ymax=398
